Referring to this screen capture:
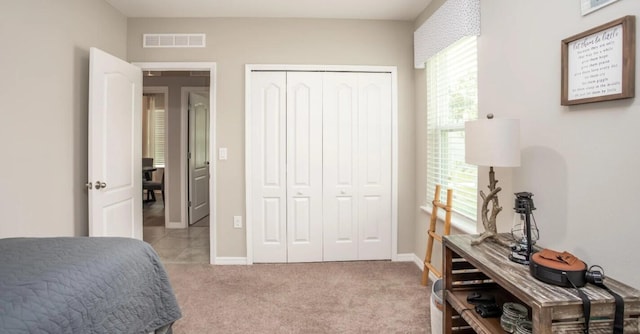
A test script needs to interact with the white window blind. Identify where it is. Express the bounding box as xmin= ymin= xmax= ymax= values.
xmin=143 ymin=94 xmax=166 ymax=168
xmin=153 ymin=109 xmax=165 ymax=166
xmin=426 ymin=36 xmax=478 ymax=222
